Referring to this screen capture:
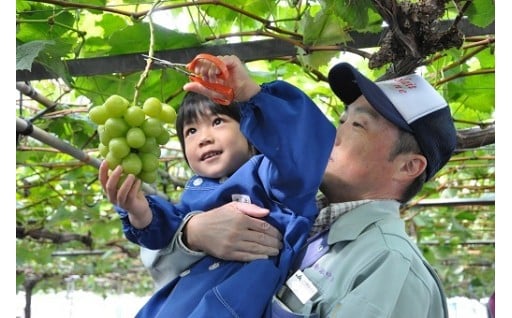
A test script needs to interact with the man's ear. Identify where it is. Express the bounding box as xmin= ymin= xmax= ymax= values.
xmin=397 ymin=154 xmax=427 ymax=180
